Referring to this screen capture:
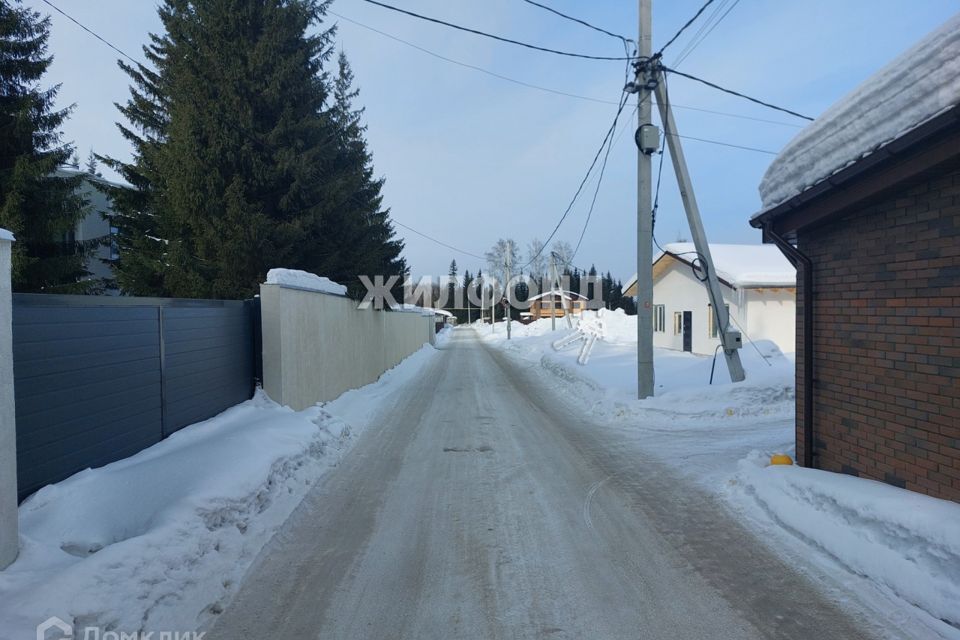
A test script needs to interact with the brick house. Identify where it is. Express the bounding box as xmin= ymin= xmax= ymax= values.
xmin=750 ymin=16 xmax=960 ymax=501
